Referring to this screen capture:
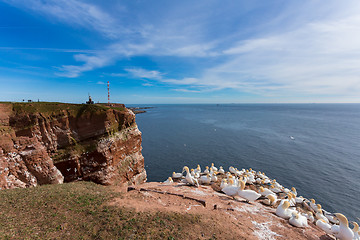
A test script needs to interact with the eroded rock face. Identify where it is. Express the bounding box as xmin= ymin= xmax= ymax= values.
xmin=0 ymin=103 xmax=147 ymax=189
